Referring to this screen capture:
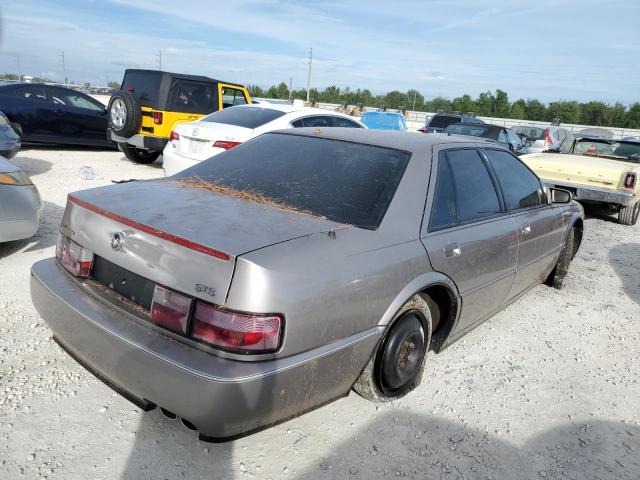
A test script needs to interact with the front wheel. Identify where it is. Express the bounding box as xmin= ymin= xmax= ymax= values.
xmin=353 ymin=294 xmax=432 ymax=402
xmin=618 ymin=202 xmax=640 ymax=226
xmin=545 ymin=227 xmax=575 ymax=290
xmin=121 ymin=144 xmax=160 ymax=164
